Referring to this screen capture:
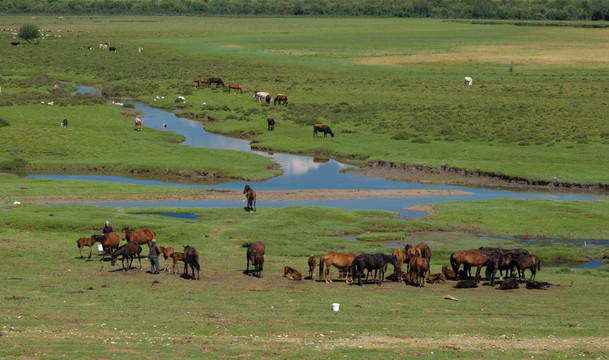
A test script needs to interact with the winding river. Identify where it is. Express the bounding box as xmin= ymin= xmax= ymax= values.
xmin=26 ymin=88 xmax=606 ymax=263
